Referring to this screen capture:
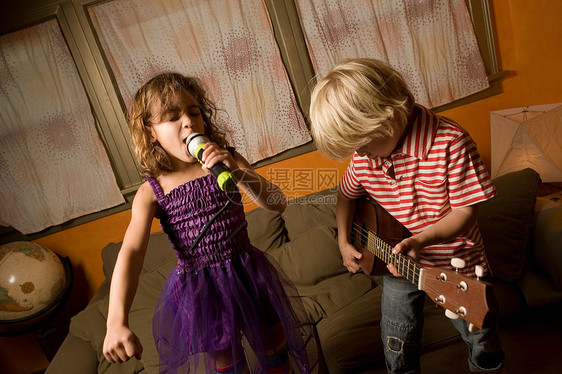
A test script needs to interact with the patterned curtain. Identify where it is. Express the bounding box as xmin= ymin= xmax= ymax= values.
xmin=0 ymin=19 xmax=125 ymax=234
xmin=88 ymin=0 xmax=311 ymax=164
xmin=294 ymin=0 xmax=489 ymax=108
